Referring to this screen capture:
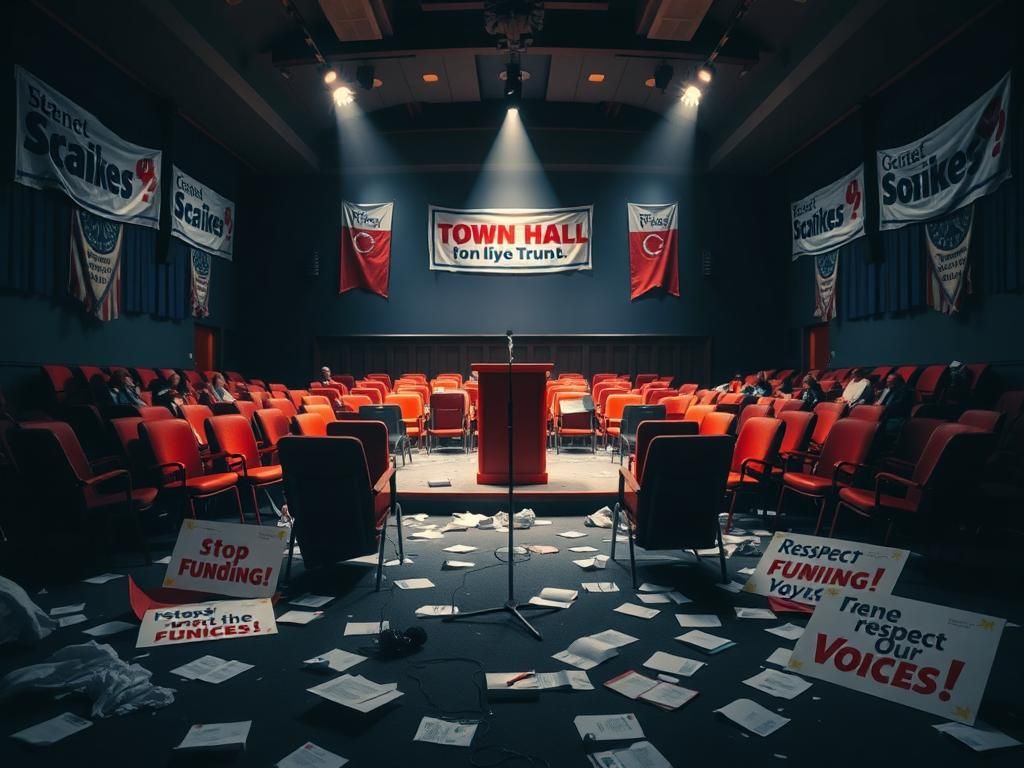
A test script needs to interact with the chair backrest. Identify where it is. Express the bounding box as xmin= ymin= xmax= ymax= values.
xmin=591 ymin=373 xmax=618 ymax=386
xmin=914 ymin=365 xmax=949 ymax=400
xmin=683 ymin=404 xmax=715 ymax=426
xmin=430 ymin=392 xmax=467 ymax=430
xmin=774 ymin=398 xmax=805 ymax=415
xmin=267 ymin=397 xmax=297 ymax=418
xmin=870 ymin=366 xmax=894 ymax=382
xmin=635 ymin=435 xmax=733 ymax=551
xmin=206 ymin=414 xmax=262 ymax=470
xmin=908 ymin=425 xmax=994 ymax=509
xmin=849 ymin=404 xmax=885 ymax=423
xmin=327 ymin=420 xmax=390 ymax=482
xmin=957 ymin=409 xmax=1004 ymax=433
xmin=109 ymin=416 xmax=147 ymax=476
xmin=717 ymin=392 xmax=747 ymax=406
xmin=811 ymin=402 xmax=846 ymax=446
xmin=889 ymin=417 xmax=945 ymax=467
xmin=357 ymin=380 xmax=389 ymax=401
xmin=292 ymin=413 xmax=328 ymax=436
xmin=277 ymin=436 xmax=378 ymax=569
xmin=994 ymin=390 xmax=1024 ymax=420
xmin=731 ymin=417 xmax=785 ymax=473
xmin=331 ymin=374 xmax=356 ymax=391
xmin=225 ymin=371 xmax=244 ymax=383
xmin=894 ymin=366 xmax=919 ymax=386
xmin=234 ymin=400 xmax=258 ymax=423
xmin=386 ymin=392 xmax=424 ymax=420
xmin=643 ymin=388 xmax=677 ymax=405
xmin=365 ymin=373 xmax=393 ymax=391
xmin=302 ymin=403 xmax=337 ymax=423
xmin=139 ymin=405 xmax=174 ymax=422
xmin=621 ymin=405 xmax=667 ymax=437
xmin=134 ymin=368 xmax=159 ymax=389
xmin=699 ymin=411 xmax=735 ymax=435
xmin=180 ymin=404 xmax=214 ymax=447
xmin=288 ymin=389 xmax=310 ymax=408
xmin=254 ymin=408 xmax=291 ymax=448
xmin=438 ymin=373 xmax=463 ymax=386
xmin=42 ymin=365 xmax=77 ymax=403
xmin=341 ymin=394 xmax=374 ymax=412
xmin=401 ymin=373 xmax=428 ymax=384
xmin=677 ymin=383 xmax=698 ymax=396
xmin=16 ymin=421 xmax=92 ymax=481
xmin=778 ymin=411 xmax=816 ymax=455
xmin=552 ymin=390 xmax=584 ymax=417
xmin=605 ymin=393 xmax=642 ymax=422
xmin=358 ymin=404 xmax=406 ymax=437
xmin=594 ymin=383 xmax=629 ymax=410
xmin=310 ymin=386 xmax=346 ymax=401
xmin=302 ymin=395 xmax=332 ymax=407
xmin=350 ymin=387 xmax=383 ymax=404
xmin=634 ymin=374 xmax=658 ymax=389
xmin=140 ymin=418 xmax=204 ymax=478
xmin=633 ymin=420 xmax=698 ymax=481
xmin=813 ymin=418 xmax=878 ymax=479
xmin=699 ymin=389 xmax=719 ymax=404
xmin=268 ymin=383 xmax=288 ymax=393
xmin=737 ymin=404 xmax=770 ymax=433
xmin=184 ymin=370 xmax=204 ymax=387
xmin=661 ymin=395 xmax=694 ymax=417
